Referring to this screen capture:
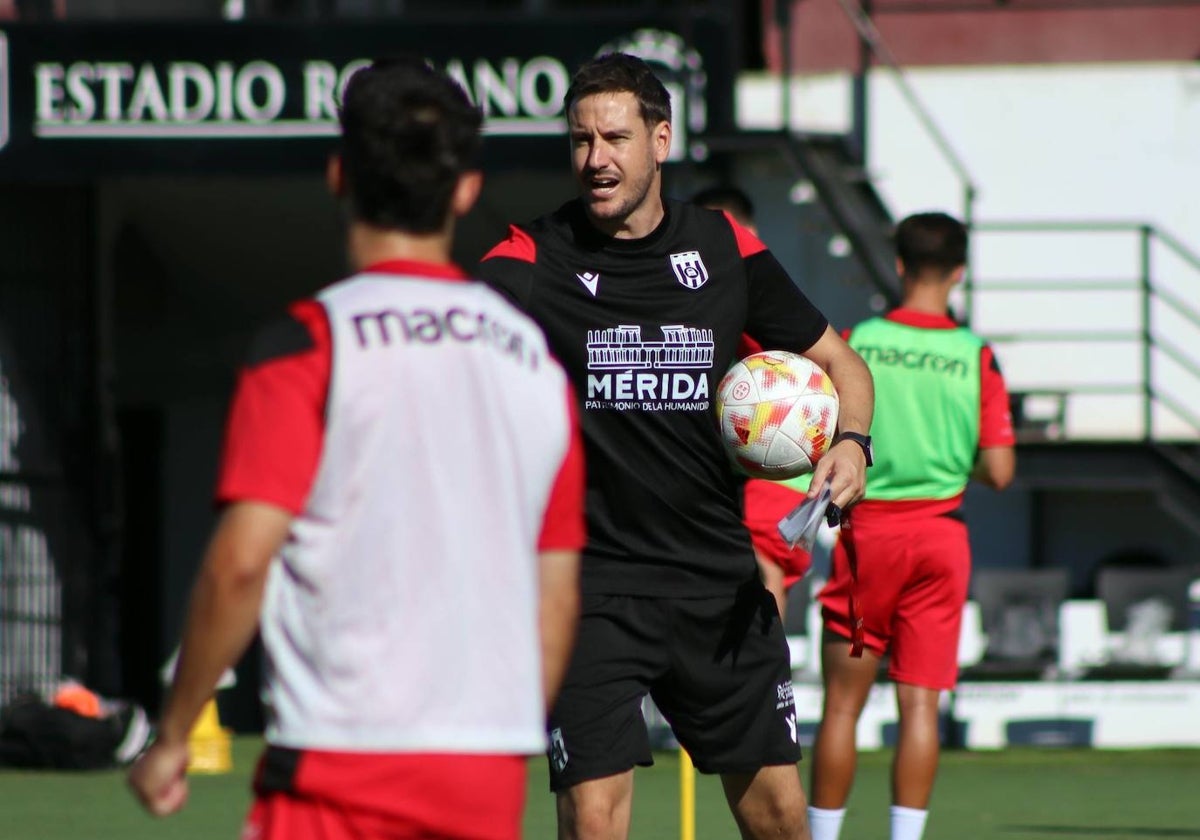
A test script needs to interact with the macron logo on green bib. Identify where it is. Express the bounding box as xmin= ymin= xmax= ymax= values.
xmin=855 ymin=344 xmax=970 ymax=378
xmin=849 ymin=318 xmax=984 ymax=501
